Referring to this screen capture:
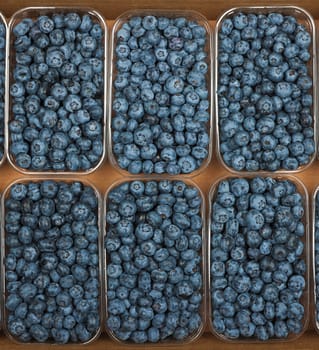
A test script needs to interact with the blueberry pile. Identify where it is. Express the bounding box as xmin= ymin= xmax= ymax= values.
xmin=218 ymin=12 xmax=315 ymax=171
xmin=0 ymin=17 xmax=5 ymax=161
xmin=112 ymin=15 xmax=210 ymax=175
xmin=9 ymin=13 xmax=104 ymax=171
xmin=210 ymin=177 xmax=306 ymax=340
xmin=105 ymin=180 xmax=203 ymax=343
xmin=4 ymin=181 xmax=100 ymax=343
